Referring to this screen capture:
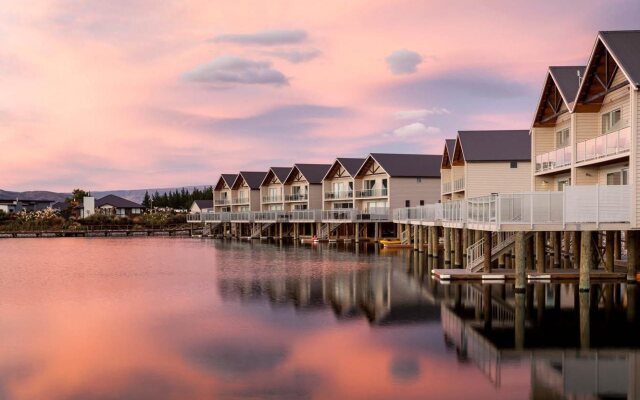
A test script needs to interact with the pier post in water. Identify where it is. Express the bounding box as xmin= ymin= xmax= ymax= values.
xmin=354 ymin=223 xmax=360 ymax=243
xmin=579 ymin=231 xmax=596 ymax=291
xmin=413 ymin=225 xmax=419 ymax=251
xmin=515 ymin=231 xmax=526 ymax=291
xmin=605 ymin=231 xmax=614 ymax=272
xmin=462 ymin=228 xmax=468 ymax=256
xmin=627 ymin=231 xmax=638 ymax=282
xmin=482 ymin=231 xmax=491 ymax=273
xmin=418 ymin=226 xmax=424 ymax=253
xmin=453 ymin=229 xmax=462 ymax=267
xmin=553 ymin=232 xmax=561 ymax=267
xmin=444 ymin=228 xmax=451 ymax=265
xmin=573 ymin=232 xmax=581 ymax=268
xmin=535 ymin=232 xmax=545 ymax=273
xmin=431 ymin=227 xmax=439 ymax=257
